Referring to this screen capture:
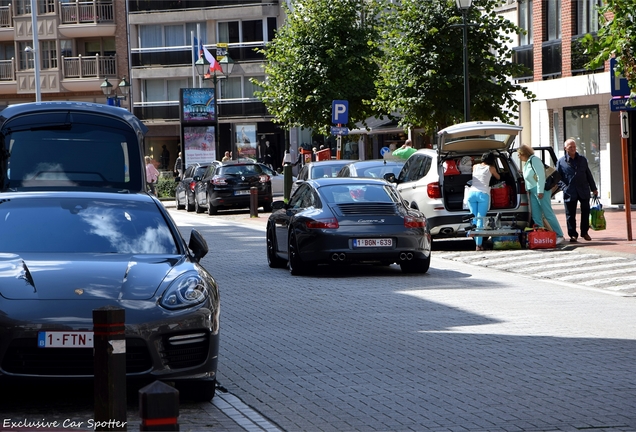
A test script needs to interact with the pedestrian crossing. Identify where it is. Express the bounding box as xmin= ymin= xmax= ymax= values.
xmin=434 ymin=249 xmax=636 ymax=296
